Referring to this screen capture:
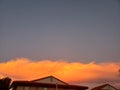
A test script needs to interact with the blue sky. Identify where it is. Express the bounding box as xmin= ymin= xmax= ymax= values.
xmin=0 ymin=0 xmax=120 ymax=62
